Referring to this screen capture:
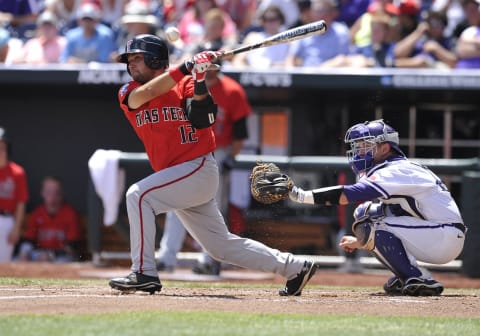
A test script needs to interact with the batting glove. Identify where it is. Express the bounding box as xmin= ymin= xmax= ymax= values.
xmin=191 ymin=51 xmax=222 ymax=82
